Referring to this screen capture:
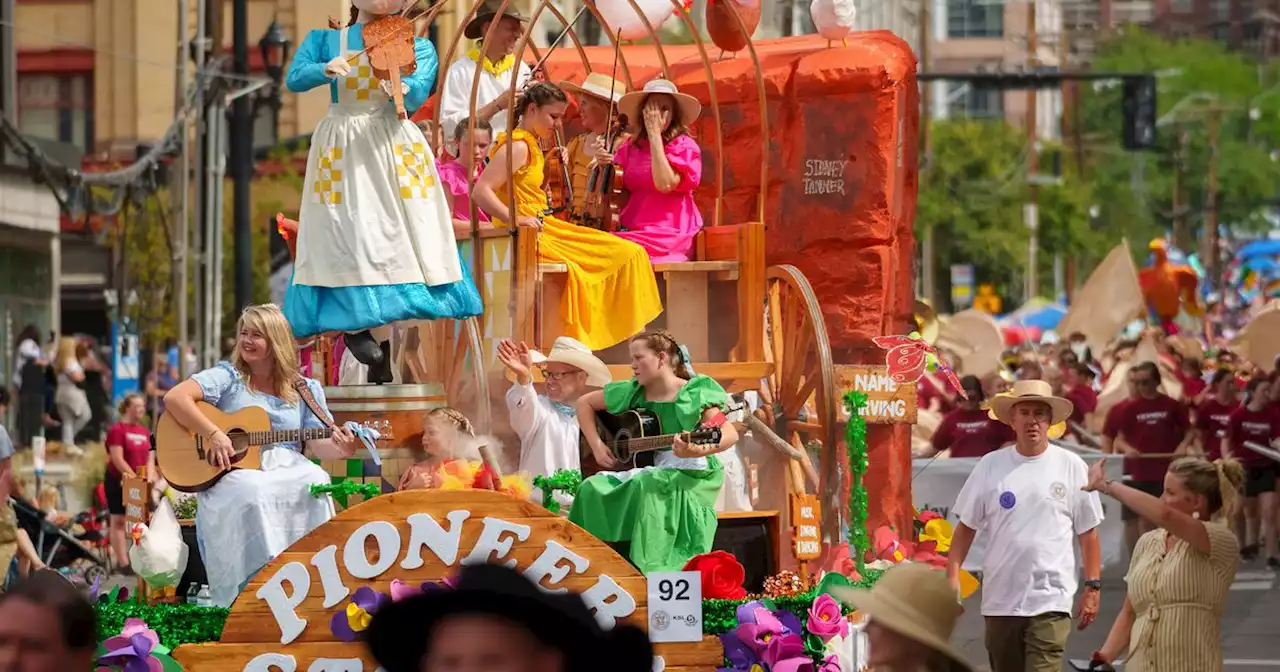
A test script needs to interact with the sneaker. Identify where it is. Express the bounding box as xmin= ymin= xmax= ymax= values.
xmin=114 ymin=565 xmax=135 ymax=577
xmin=1242 ymin=544 xmax=1259 ymax=561
xmin=65 ymin=444 xmax=85 ymax=458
